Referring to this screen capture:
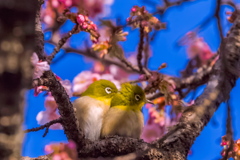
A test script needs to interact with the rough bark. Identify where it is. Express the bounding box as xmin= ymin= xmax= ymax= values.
xmin=0 ymin=0 xmax=37 ymax=160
